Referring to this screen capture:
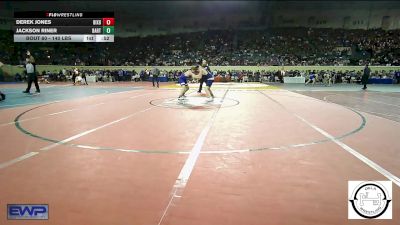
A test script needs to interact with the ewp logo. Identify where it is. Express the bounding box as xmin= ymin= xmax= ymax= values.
xmin=7 ymin=204 xmax=49 ymax=220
